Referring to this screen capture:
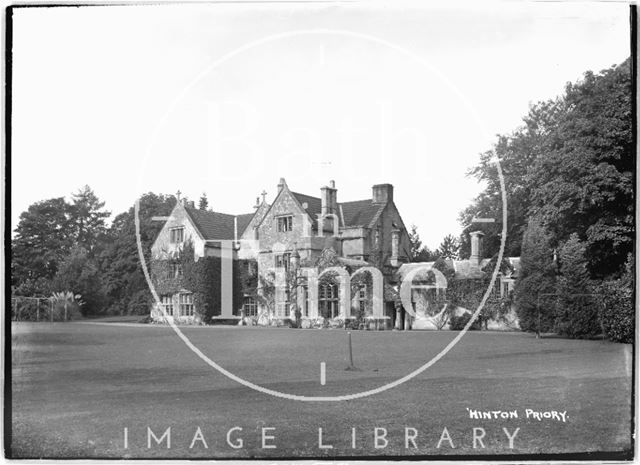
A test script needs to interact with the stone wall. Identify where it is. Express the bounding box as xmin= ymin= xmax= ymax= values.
xmin=376 ymin=202 xmax=412 ymax=264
